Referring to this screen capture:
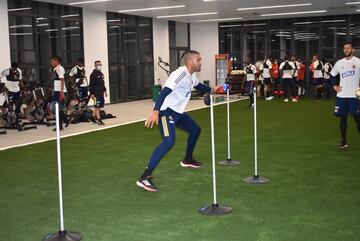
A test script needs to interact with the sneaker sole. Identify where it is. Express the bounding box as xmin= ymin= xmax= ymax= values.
xmin=136 ymin=181 xmax=158 ymax=192
xmin=180 ymin=162 xmax=202 ymax=169
xmin=338 ymin=145 xmax=348 ymax=149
